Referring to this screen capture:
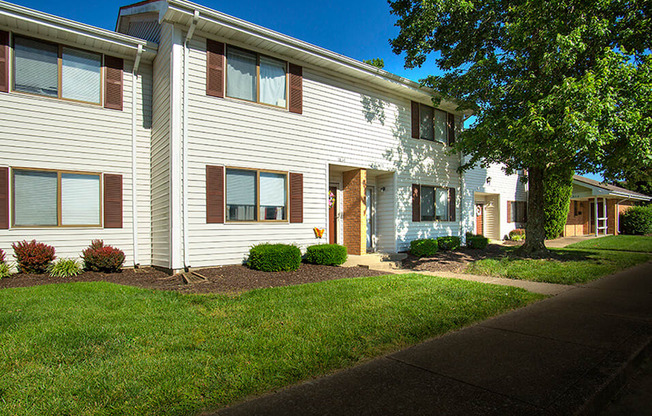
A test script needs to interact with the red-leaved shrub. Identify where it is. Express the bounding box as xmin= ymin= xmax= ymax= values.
xmin=0 ymin=248 xmax=5 ymax=263
xmin=12 ymin=240 xmax=56 ymax=274
xmin=82 ymin=240 xmax=125 ymax=273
